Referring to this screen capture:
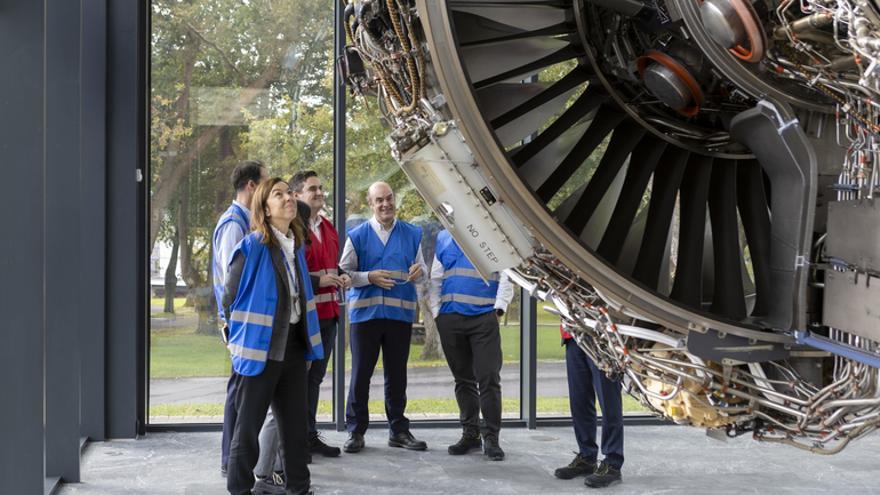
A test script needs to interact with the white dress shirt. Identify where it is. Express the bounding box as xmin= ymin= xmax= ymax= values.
xmin=271 ymin=225 xmax=301 ymax=324
xmin=339 ymin=217 xmax=428 ymax=298
xmin=309 ymin=215 xmax=324 ymax=243
xmin=428 ymin=256 xmax=515 ymax=318
xmin=214 ymin=200 xmax=251 ymax=288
